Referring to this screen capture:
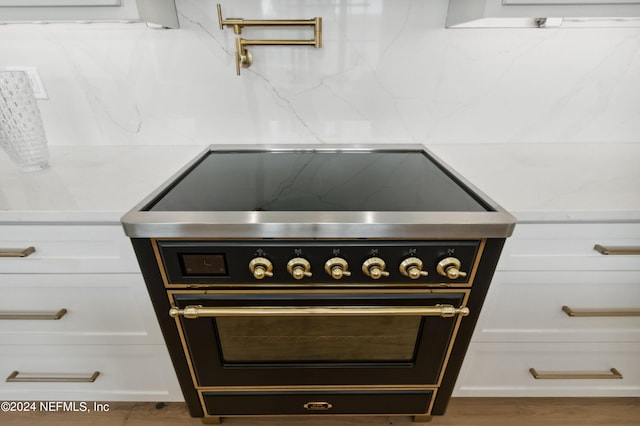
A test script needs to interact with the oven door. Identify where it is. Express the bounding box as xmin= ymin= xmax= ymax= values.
xmin=170 ymin=291 xmax=468 ymax=387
